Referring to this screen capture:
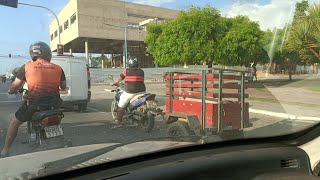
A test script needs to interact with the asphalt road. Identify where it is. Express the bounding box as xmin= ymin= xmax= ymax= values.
xmin=0 ymin=81 xmax=317 ymax=157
